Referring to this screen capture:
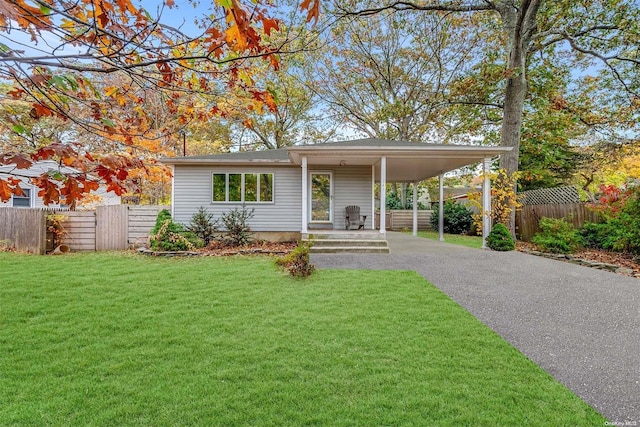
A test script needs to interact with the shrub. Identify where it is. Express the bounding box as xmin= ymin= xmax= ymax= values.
xmin=580 ymin=221 xmax=621 ymax=250
xmin=152 ymin=209 xmax=174 ymax=234
xmin=585 ymin=186 xmax=640 ymax=254
xmin=149 ymin=209 xmax=202 ymax=251
xmin=220 ymin=205 xmax=255 ymax=247
xmin=275 ymin=242 xmax=315 ymax=278
xmin=46 ymin=214 xmax=68 ymax=248
xmin=613 ymin=188 xmax=640 ymax=254
xmin=467 ymin=168 xmax=521 ymax=235
xmin=430 ymin=200 xmax=473 ymax=234
xmin=187 ymin=206 xmax=218 ymax=246
xmin=532 ymin=217 xmax=583 ymax=254
xmin=485 ymin=223 xmax=515 ymax=251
